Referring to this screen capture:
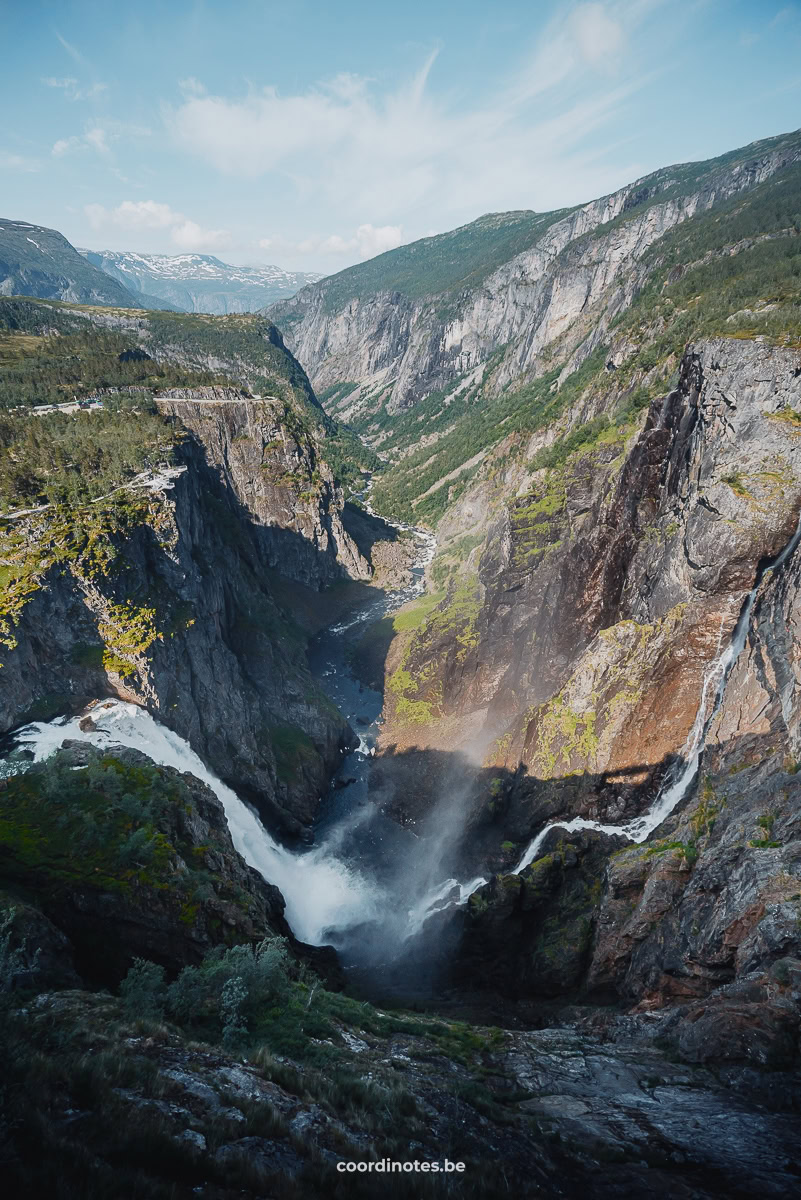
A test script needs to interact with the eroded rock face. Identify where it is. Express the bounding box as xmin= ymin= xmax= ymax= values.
xmin=271 ymin=139 xmax=801 ymax=417
xmin=425 ymin=339 xmax=801 ymax=812
xmin=584 ymin=508 xmax=801 ymax=1037
xmin=156 ymin=390 xmax=372 ymax=587
xmin=448 ymin=337 xmax=801 ymax=1066
xmin=0 ymin=436 xmax=353 ymax=837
